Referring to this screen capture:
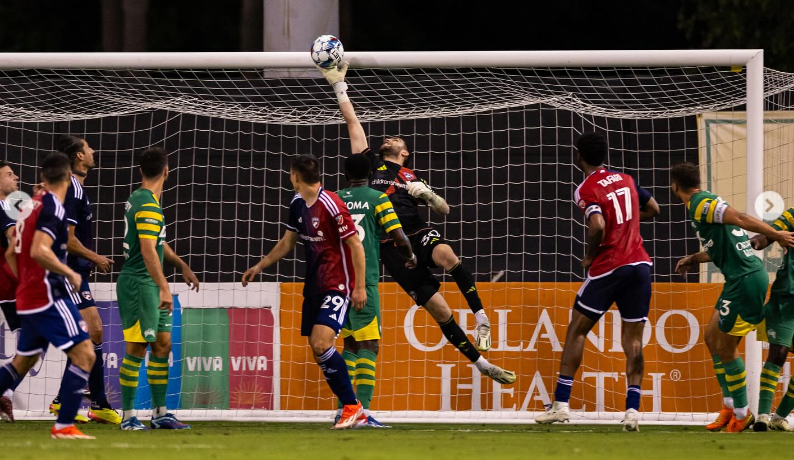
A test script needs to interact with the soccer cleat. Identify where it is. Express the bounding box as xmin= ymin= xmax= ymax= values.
xmin=535 ymin=402 xmax=570 ymax=424
xmin=334 ymin=413 xmax=342 ymax=425
xmin=120 ymin=417 xmax=150 ymax=431
xmin=364 ymin=415 xmax=391 ymax=428
xmin=50 ymin=425 xmax=95 ymax=440
xmin=333 ymin=402 xmax=364 ymax=430
xmin=753 ymin=413 xmax=770 ymax=432
xmin=0 ymin=395 xmax=14 ymax=423
xmin=622 ymin=408 xmax=640 ymax=432
xmin=151 ymin=413 xmax=191 ymax=430
xmin=726 ymin=413 xmax=755 ymax=433
xmin=706 ymin=405 xmax=733 ymax=431
xmin=770 ymin=414 xmax=794 ymax=431
xmin=481 ymin=364 xmax=516 ymax=385
xmin=49 ymin=400 xmax=91 ymax=424
xmin=475 ymin=321 xmax=491 ymax=351
xmin=88 ymin=407 xmax=121 ymax=425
